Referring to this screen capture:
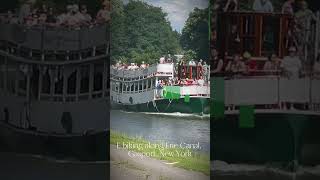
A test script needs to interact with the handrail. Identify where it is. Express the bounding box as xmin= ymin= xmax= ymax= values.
xmin=0 ymin=23 xmax=109 ymax=52
xmin=111 ymin=65 xmax=158 ymax=78
xmin=218 ymin=11 xmax=293 ymax=16
xmin=221 ymin=77 xmax=320 ymax=112
xmin=0 ymin=49 xmax=108 ymax=65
